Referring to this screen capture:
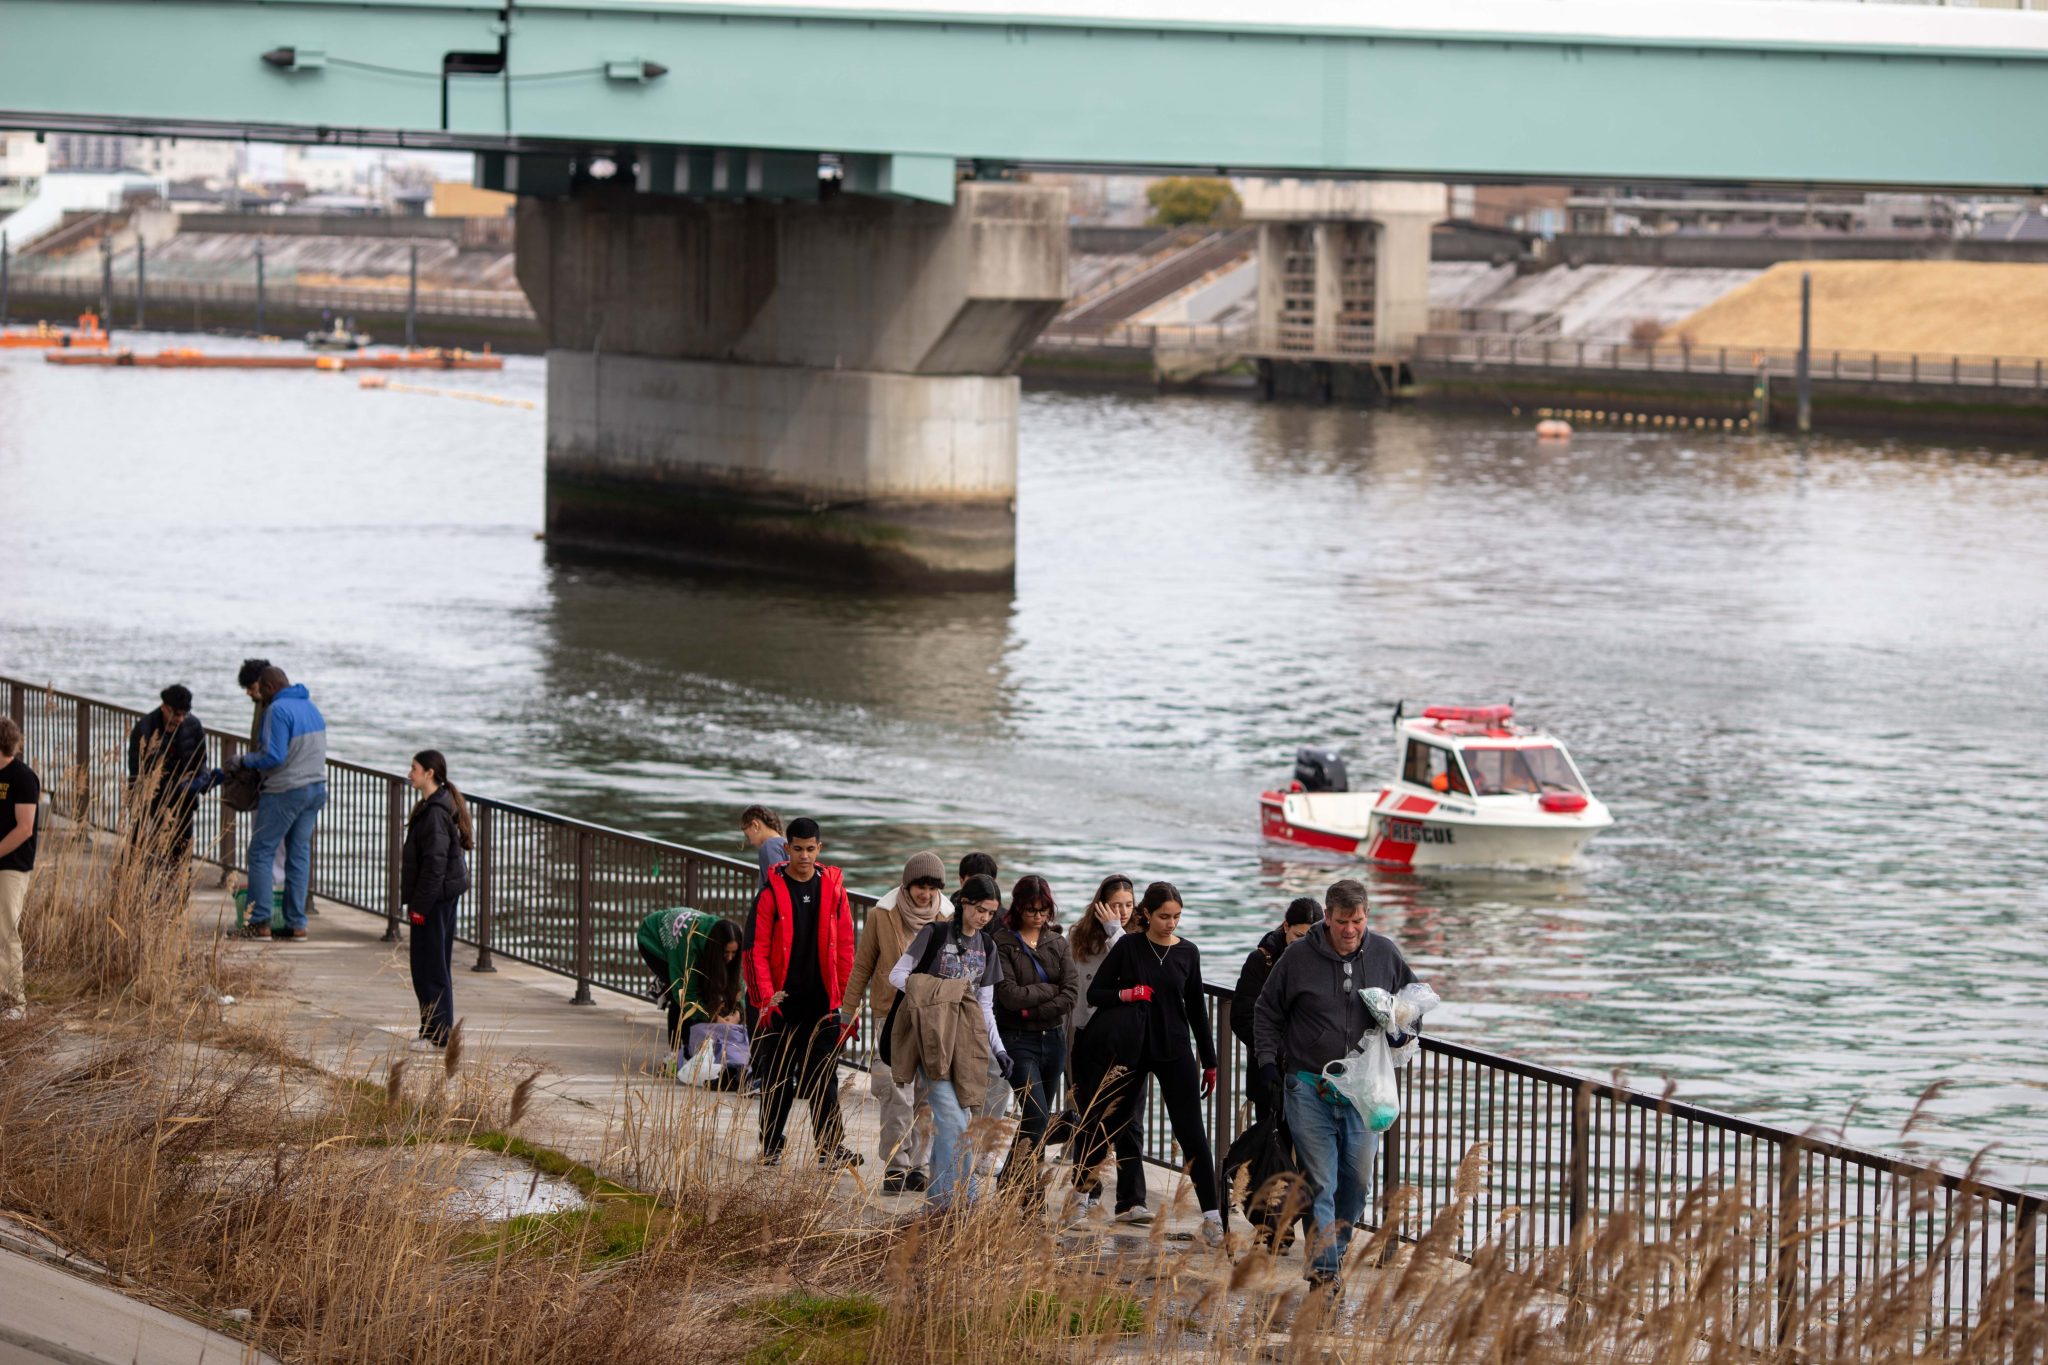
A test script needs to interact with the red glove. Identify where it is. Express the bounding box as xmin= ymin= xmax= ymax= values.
xmin=1201 ymin=1067 xmax=1217 ymax=1099
xmin=836 ymin=1016 xmax=859 ymax=1047
xmin=1119 ymin=985 xmax=1154 ymax=1003
xmin=408 ymin=911 xmax=425 ymax=927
